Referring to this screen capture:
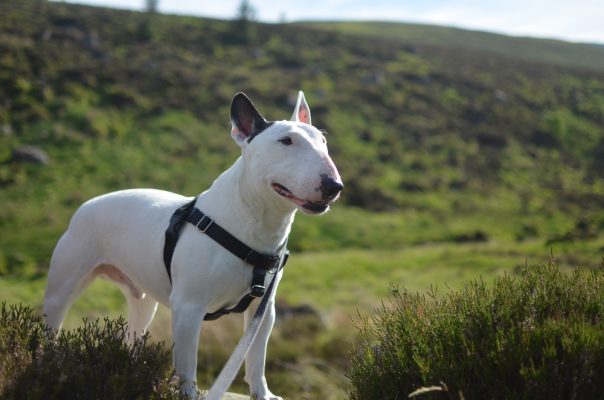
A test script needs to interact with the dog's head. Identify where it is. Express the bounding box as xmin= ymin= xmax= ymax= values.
xmin=230 ymin=91 xmax=343 ymax=215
